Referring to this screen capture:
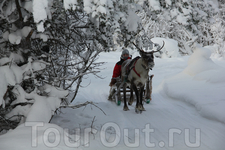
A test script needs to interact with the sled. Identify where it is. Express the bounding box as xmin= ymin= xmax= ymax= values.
xmin=108 ymin=75 xmax=153 ymax=105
